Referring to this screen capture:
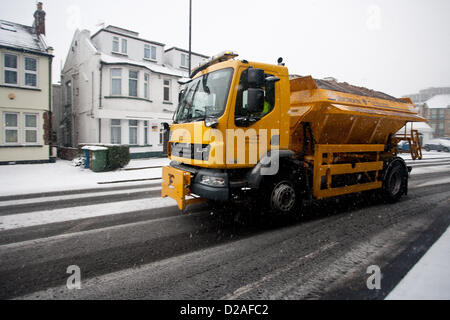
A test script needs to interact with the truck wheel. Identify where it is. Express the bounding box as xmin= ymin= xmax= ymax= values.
xmin=382 ymin=161 xmax=407 ymax=202
xmin=263 ymin=175 xmax=302 ymax=215
xmin=424 ymin=146 xmax=430 ymax=152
